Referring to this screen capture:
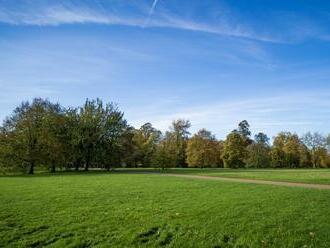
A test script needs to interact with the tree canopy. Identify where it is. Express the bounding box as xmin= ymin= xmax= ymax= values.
xmin=0 ymin=98 xmax=329 ymax=174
